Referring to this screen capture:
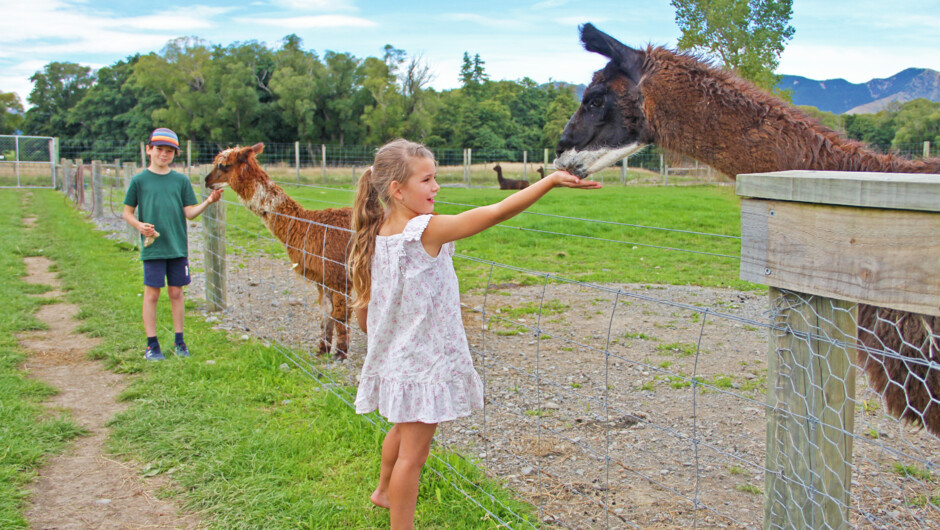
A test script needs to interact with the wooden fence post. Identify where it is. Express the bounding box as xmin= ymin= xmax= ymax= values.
xmin=924 ymin=140 xmax=931 ymax=159
xmin=523 ymin=150 xmax=528 ymax=181
xmin=737 ymin=170 xmax=940 ymax=530
xmin=621 ymin=157 xmax=628 ymax=184
xmin=92 ymin=160 xmax=103 ymax=218
xmin=202 ymin=185 xmax=227 ymax=312
xmin=321 ymin=144 xmax=327 ymax=184
xmin=123 ymin=162 xmax=138 ymax=247
xmin=295 ymin=141 xmax=300 ymax=184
